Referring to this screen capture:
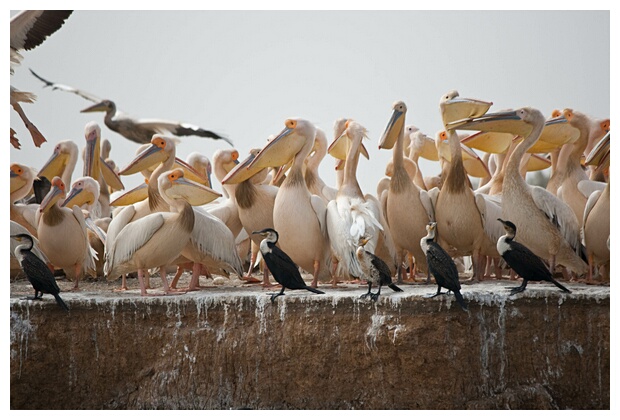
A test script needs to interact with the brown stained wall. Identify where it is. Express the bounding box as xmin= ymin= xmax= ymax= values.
xmin=10 ymin=291 xmax=610 ymax=409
